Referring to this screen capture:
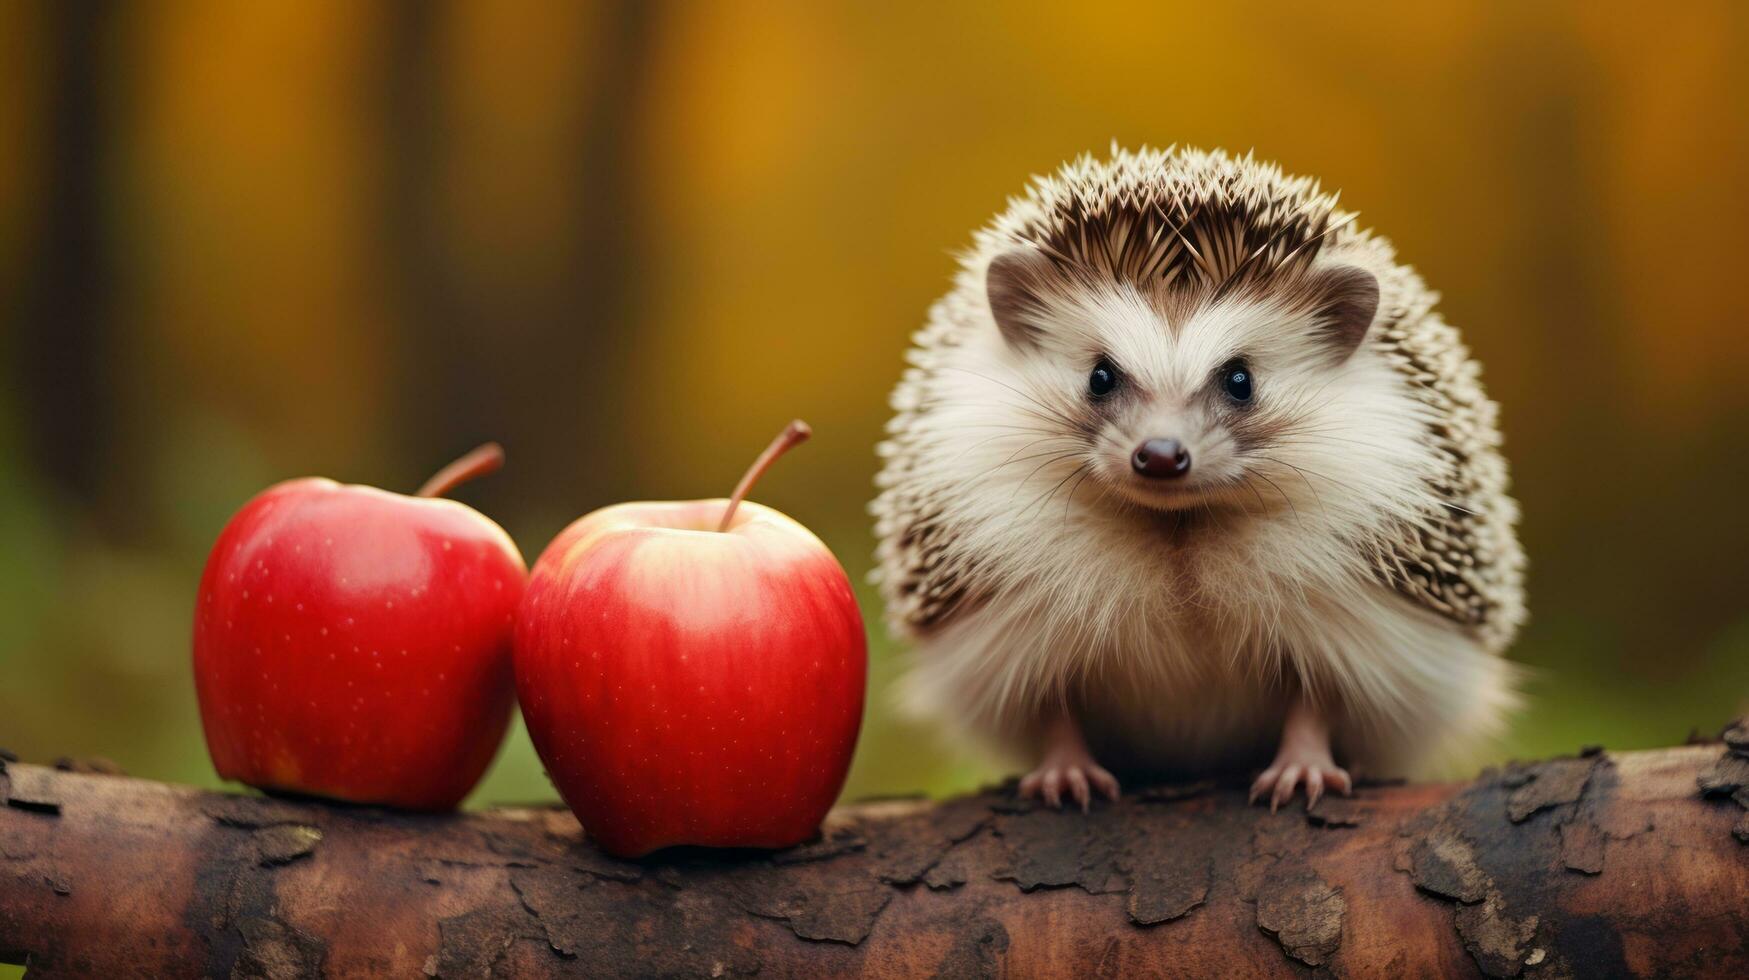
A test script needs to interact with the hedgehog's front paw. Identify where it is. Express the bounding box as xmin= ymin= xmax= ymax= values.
xmin=1019 ymin=747 xmax=1120 ymax=812
xmin=1249 ymin=748 xmax=1351 ymax=812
